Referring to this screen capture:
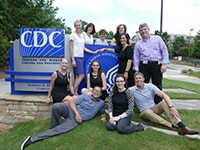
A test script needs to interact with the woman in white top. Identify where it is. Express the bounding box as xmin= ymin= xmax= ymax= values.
xmin=95 ymin=29 xmax=109 ymax=45
xmin=83 ymin=23 xmax=98 ymax=54
xmin=83 ymin=23 xmax=96 ymax=44
xmin=69 ymin=19 xmax=85 ymax=95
